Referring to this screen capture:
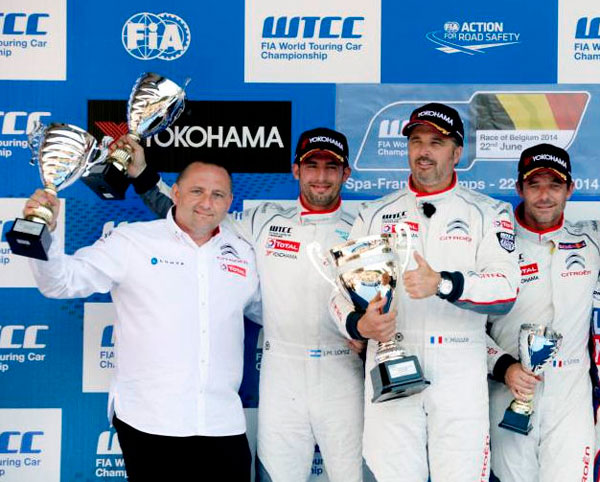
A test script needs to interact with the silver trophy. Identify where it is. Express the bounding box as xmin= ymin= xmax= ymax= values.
xmin=308 ymin=223 xmax=430 ymax=403
xmin=499 ymin=323 xmax=562 ymax=435
xmin=6 ymin=122 xmax=109 ymax=260
xmin=82 ymin=72 xmax=189 ymax=200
